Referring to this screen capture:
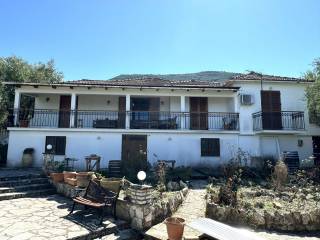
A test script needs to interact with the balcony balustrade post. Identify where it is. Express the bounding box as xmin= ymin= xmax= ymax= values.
xmin=125 ymin=94 xmax=130 ymax=129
